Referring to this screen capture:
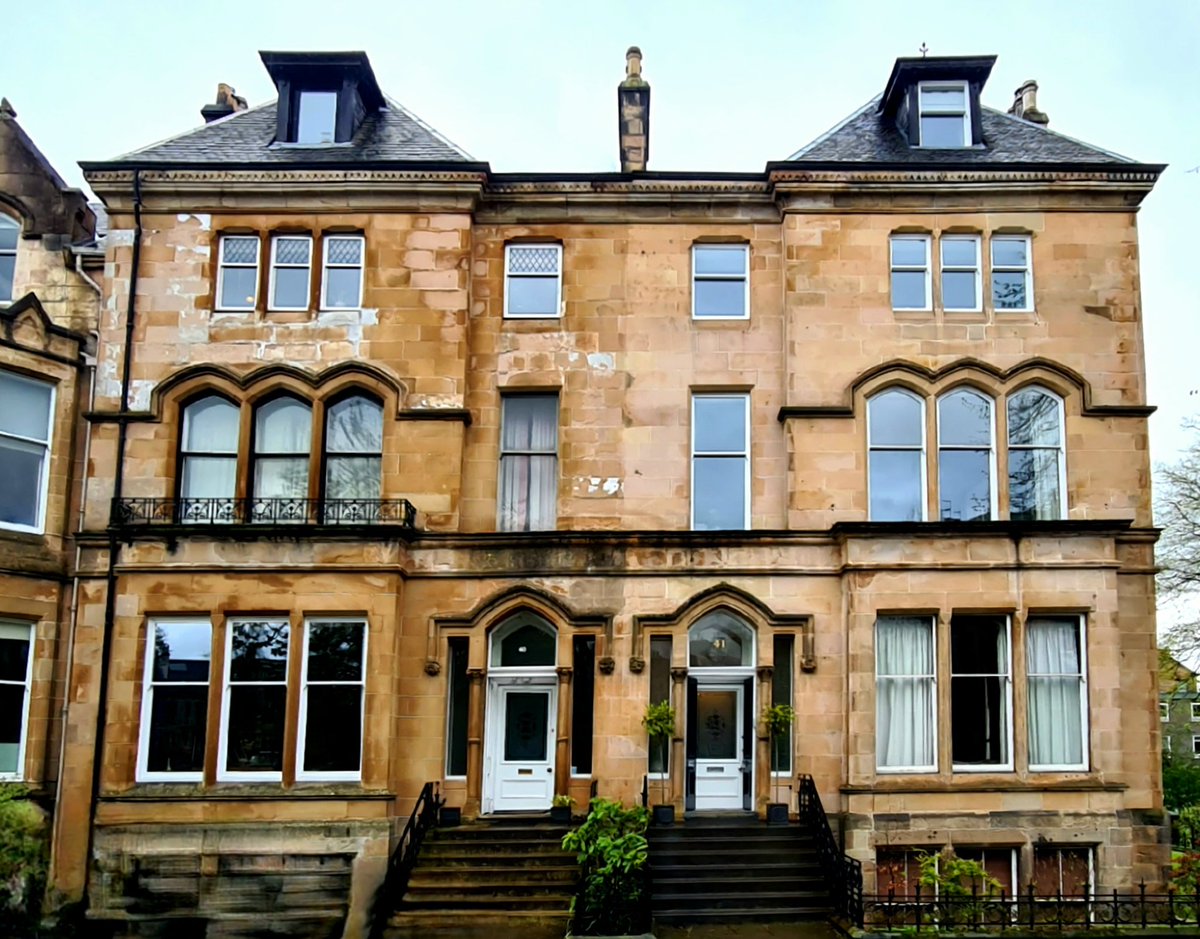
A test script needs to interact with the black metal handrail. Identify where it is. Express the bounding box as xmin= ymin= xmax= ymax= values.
xmin=797 ymin=773 xmax=863 ymax=927
xmin=865 ymin=881 xmax=1200 ymax=931
xmin=111 ymin=496 xmax=417 ymax=529
xmin=371 ymin=782 xmax=443 ymax=939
